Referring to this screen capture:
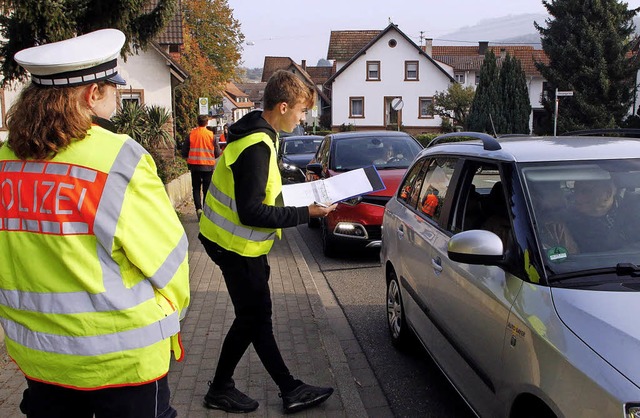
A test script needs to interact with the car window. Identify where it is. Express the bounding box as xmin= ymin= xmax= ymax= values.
xmin=332 ymin=135 xmax=422 ymax=171
xmin=398 ymin=158 xmax=426 ymax=206
xmin=316 ymin=137 xmax=331 ymax=165
xmin=521 ymin=159 xmax=640 ymax=277
xmin=450 ymin=163 xmax=512 ymax=249
xmin=416 ymin=157 xmax=457 ymax=223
